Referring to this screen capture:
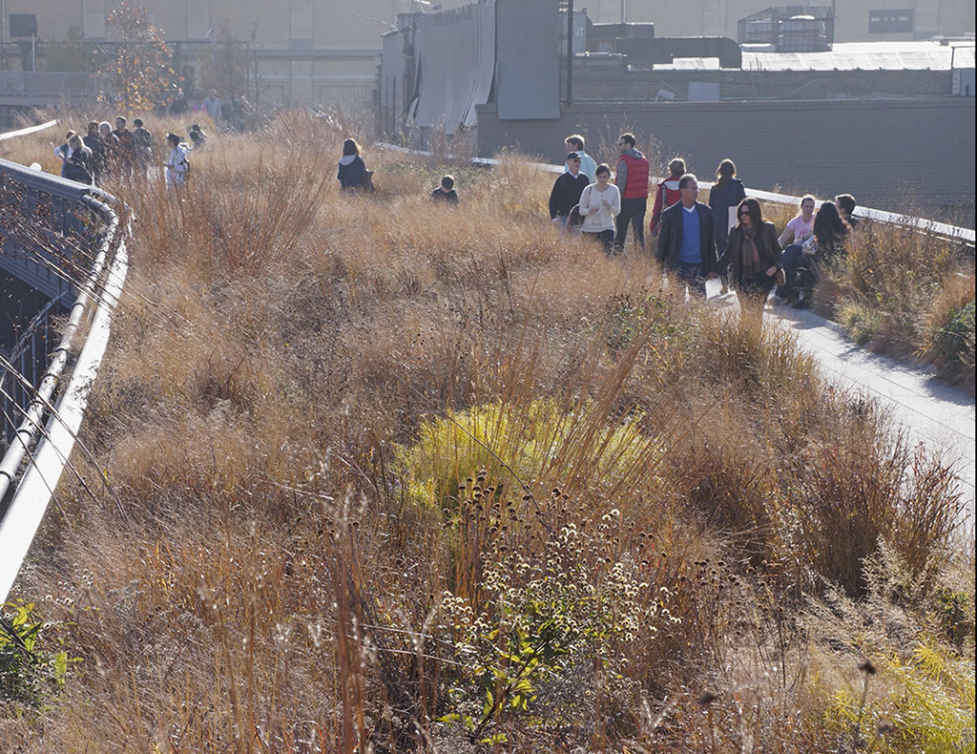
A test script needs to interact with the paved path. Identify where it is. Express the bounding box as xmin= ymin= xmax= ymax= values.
xmin=708 ymin=286 xmax=976 ymax=525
